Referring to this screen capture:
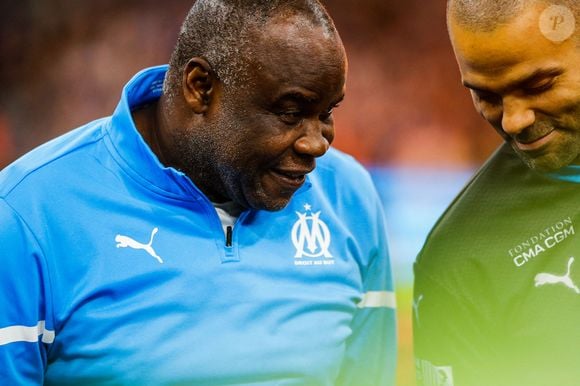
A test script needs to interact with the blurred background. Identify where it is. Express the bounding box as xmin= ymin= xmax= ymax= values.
xmin=0 ymin=1 xmax=501 ymax=385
